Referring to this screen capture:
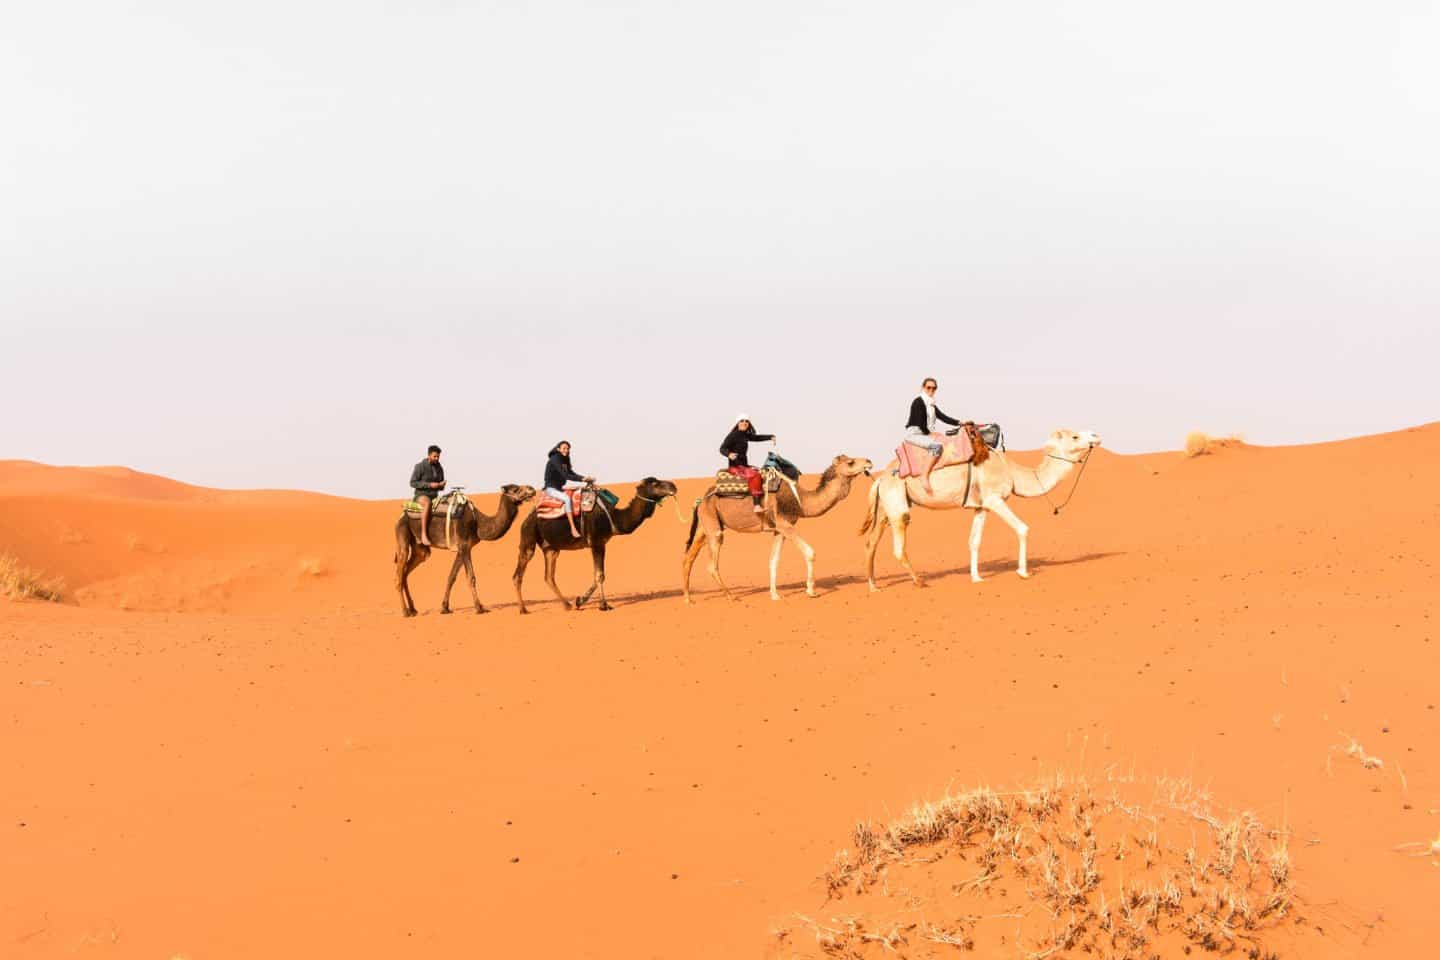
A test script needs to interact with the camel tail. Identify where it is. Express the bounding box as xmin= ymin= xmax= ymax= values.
xmin=858 ymin=480 xmax=881 ymax=536
xmin=684 ymin=501 xmax=701 ymax=550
